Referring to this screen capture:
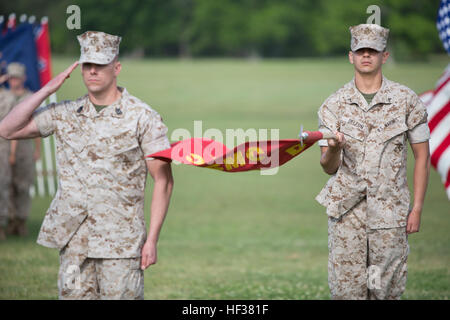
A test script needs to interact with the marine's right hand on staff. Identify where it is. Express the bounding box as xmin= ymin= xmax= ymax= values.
xmin=42 ymin=61 xmax=79 ymax=96
xmin=327 ymin=131 xmax=346 ymax=151
xmin=320 ymin=131 xmax=345 ymax=175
